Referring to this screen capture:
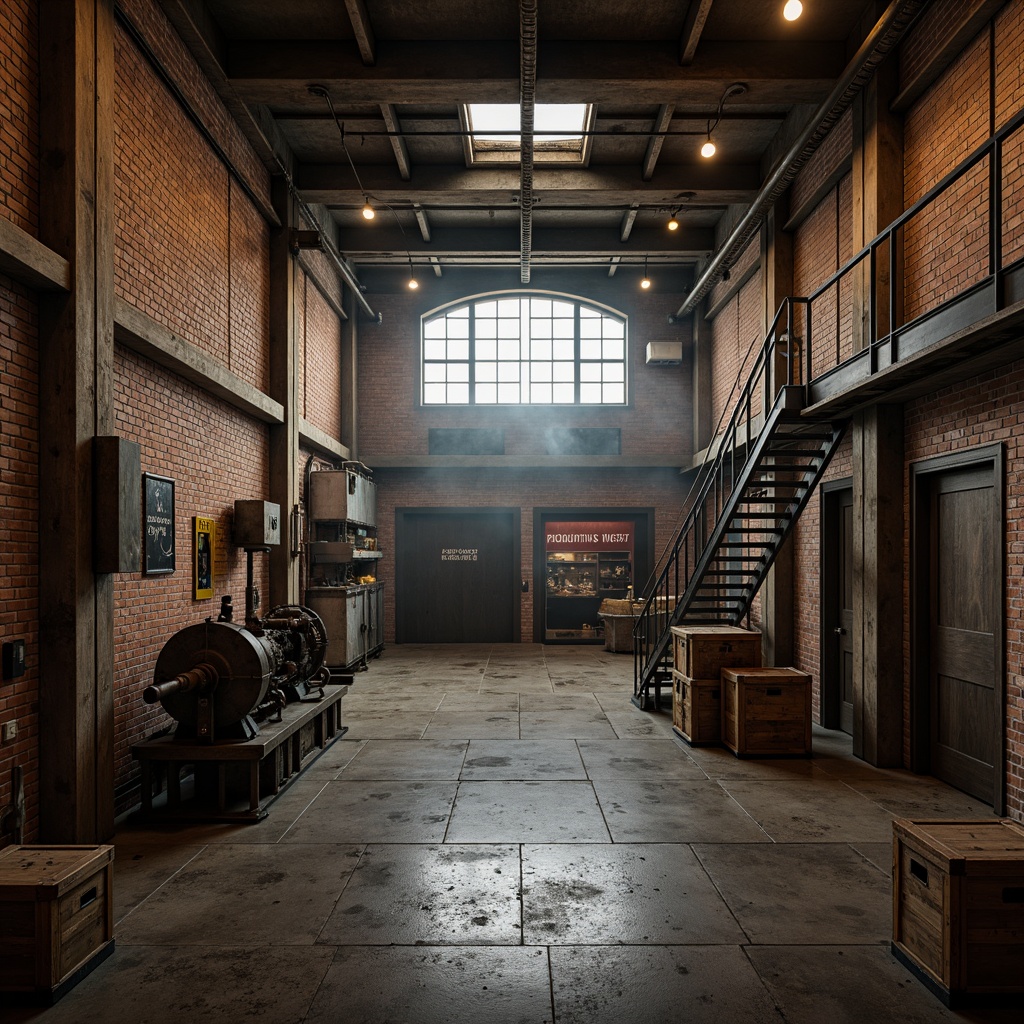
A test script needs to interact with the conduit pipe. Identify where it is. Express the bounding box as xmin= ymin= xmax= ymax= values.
xmin=673 ymin=0 xmax=927 ymax=320
xmin=519 ymin=0 xmax=539 ymax=284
